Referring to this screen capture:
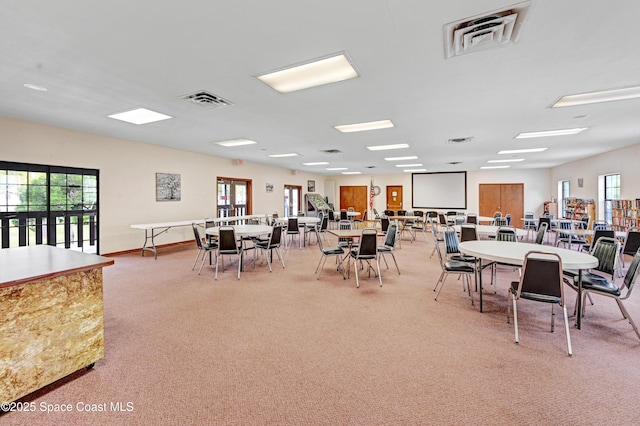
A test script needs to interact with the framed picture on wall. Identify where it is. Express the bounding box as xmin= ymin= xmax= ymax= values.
xmin=266 ymin=182 xmax=274 ymax=193
xmin=307 ymin=180 xmax=315 ymax=192
xmin=156 ymin=172 xmax=181 ymax=201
